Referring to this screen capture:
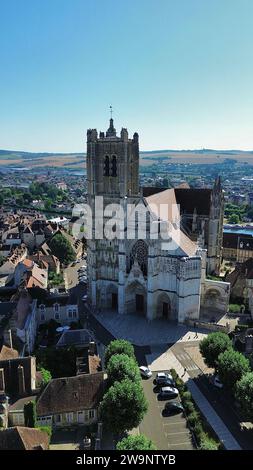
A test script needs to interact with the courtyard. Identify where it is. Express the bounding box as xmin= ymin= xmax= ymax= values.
xmin=92 ymin=310 xmax=209 ymax=346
